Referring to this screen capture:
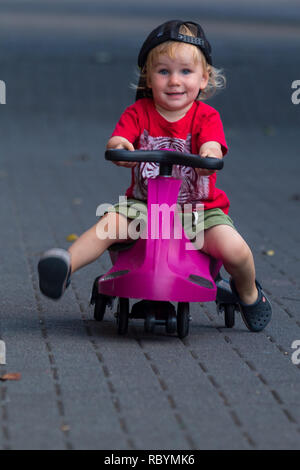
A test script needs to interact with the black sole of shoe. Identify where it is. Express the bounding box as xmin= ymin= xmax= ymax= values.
xmin=38 ymin=257 xmax=70 ymax=299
